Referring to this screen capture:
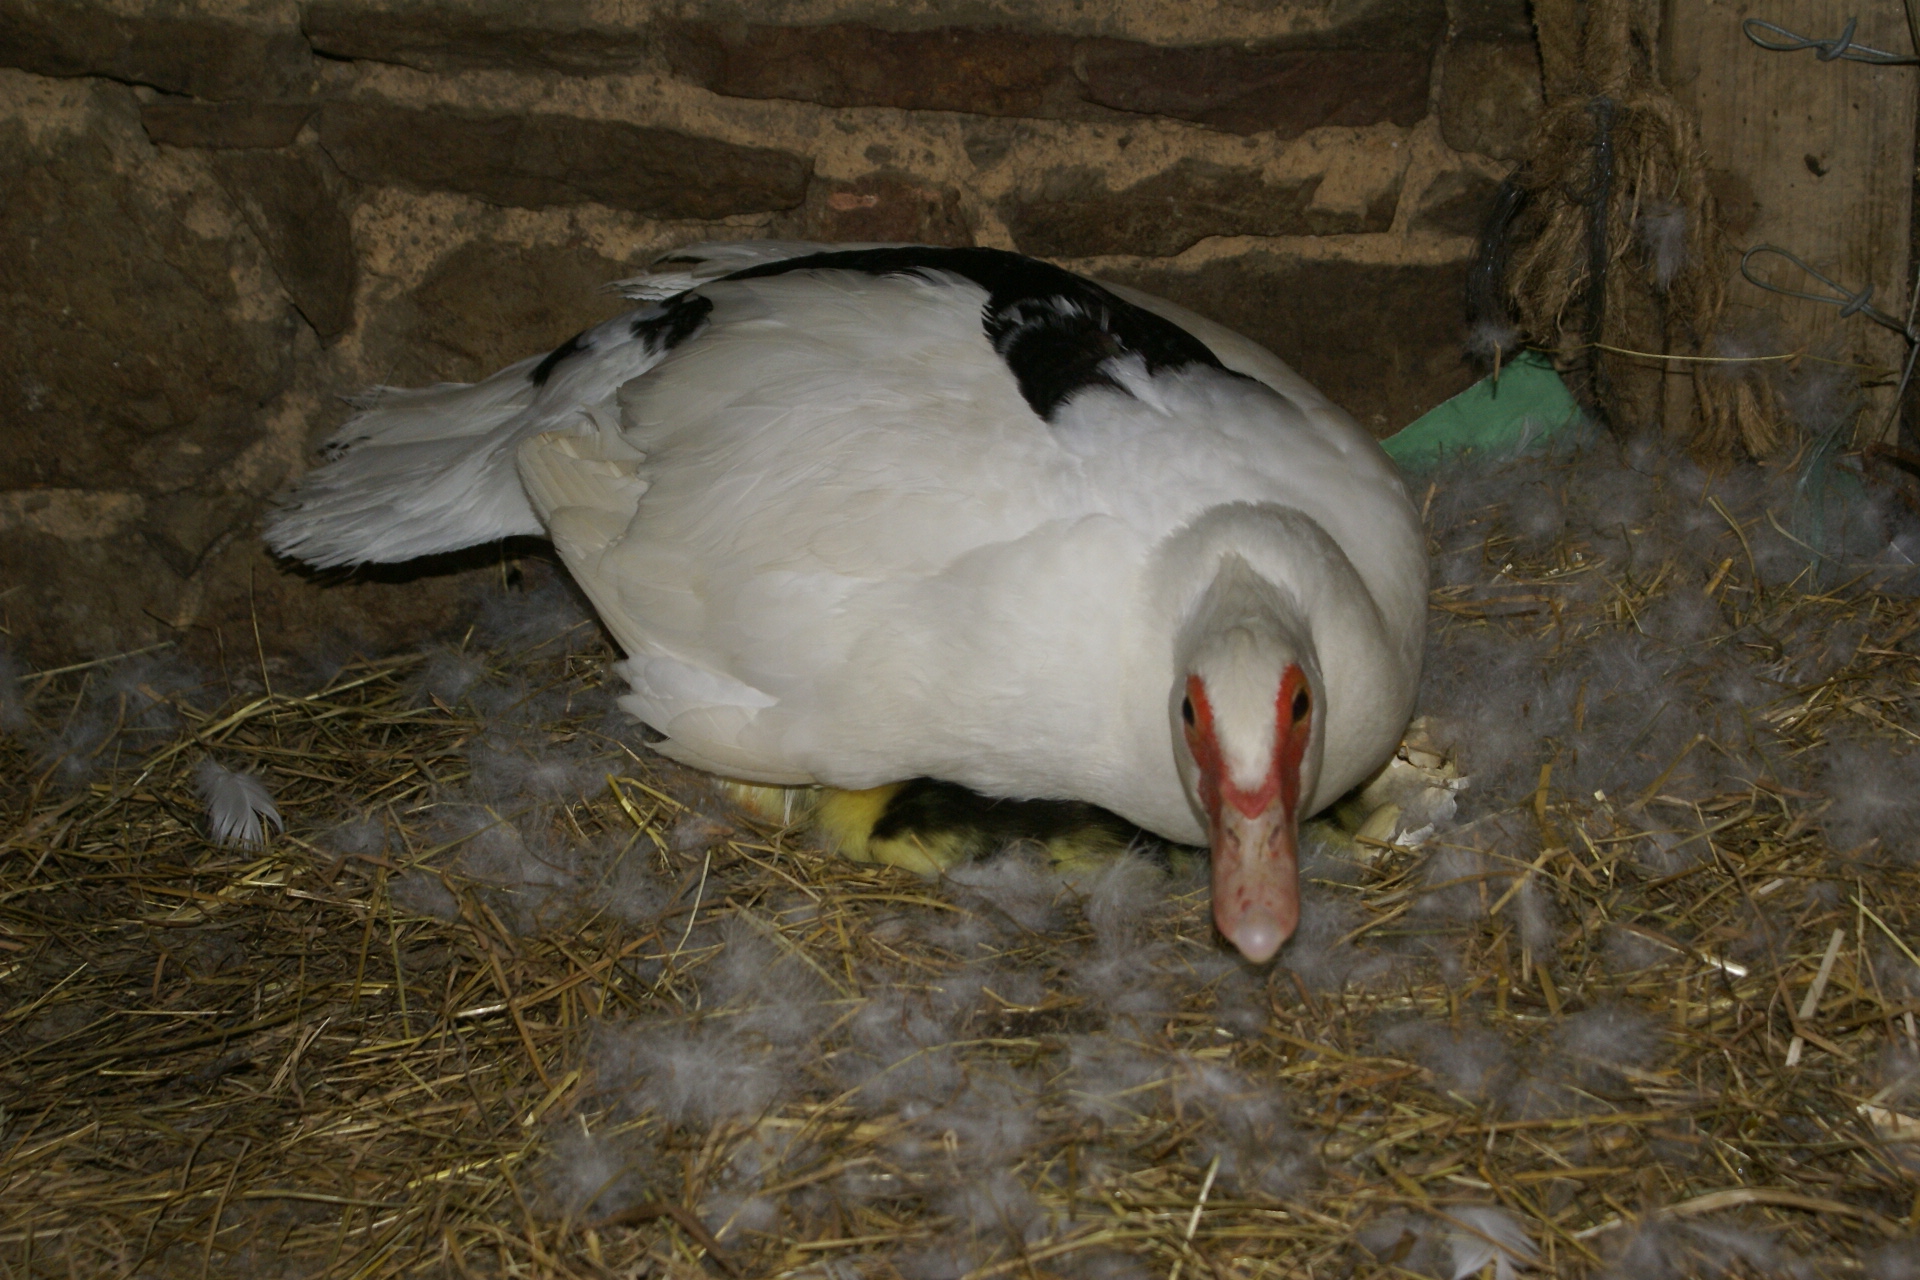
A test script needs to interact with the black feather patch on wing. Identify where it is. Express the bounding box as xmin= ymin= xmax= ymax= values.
xmin=630 ymin=291 xmax=713 ymax=354
xmin=721 ymin=246 xmax=1235 ymax=421
xmin=530 ymin=329 xmax=590 ymax=386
